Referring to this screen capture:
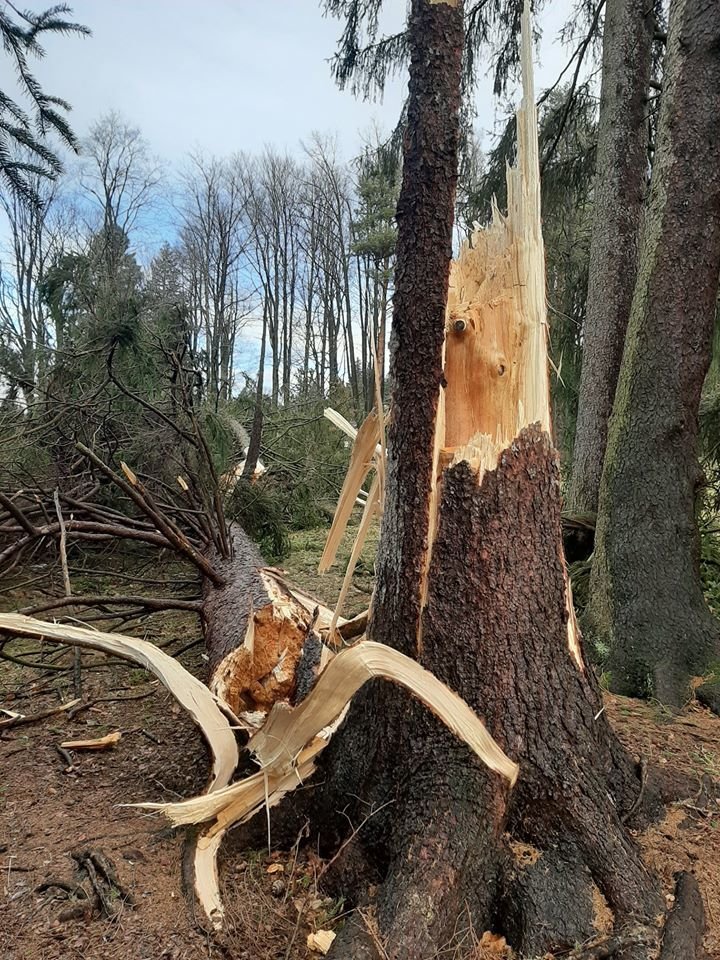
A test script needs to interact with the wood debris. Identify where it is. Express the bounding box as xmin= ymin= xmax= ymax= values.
xmin=61 ymin=731 xmax=122 ymax=750
xmin=0 ymin=613 xmax=238 ymax=791
xmin=307 ymin=929 xmax=336 ymax=954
